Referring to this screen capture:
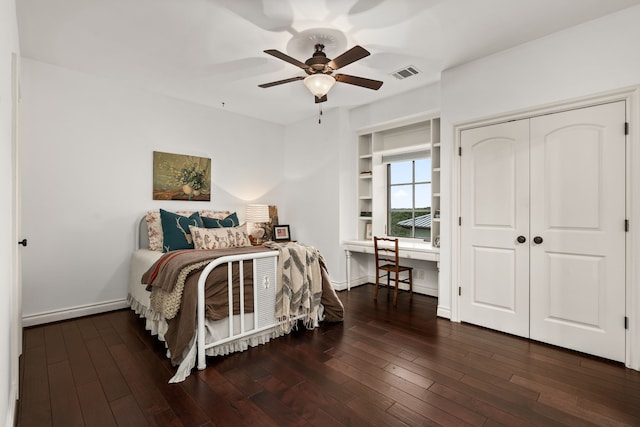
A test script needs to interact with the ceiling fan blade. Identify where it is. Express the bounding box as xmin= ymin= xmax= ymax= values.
xmin=335 ymin=74 xmax=383 ymax=90
xmin=315 ymin=95 xmax=328 ymax=104
xmin=258 ymin=76 xmax=304 ymax=88
xmin=328 ymin=45 xmax=370 ymax=70
xmin=263 ymin=49 xmax=309 ymax=70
